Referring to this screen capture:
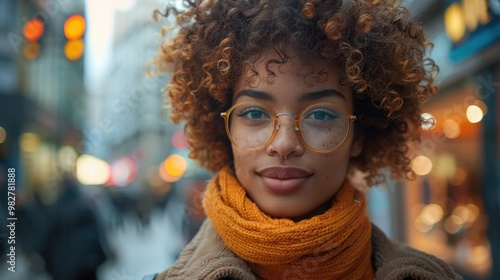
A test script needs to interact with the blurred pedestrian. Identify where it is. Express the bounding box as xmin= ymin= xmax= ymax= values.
xmin=42 ymin=174 xmax=107 ymax=280
xmin=147 ymin=0 xmax=462 ymax=279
